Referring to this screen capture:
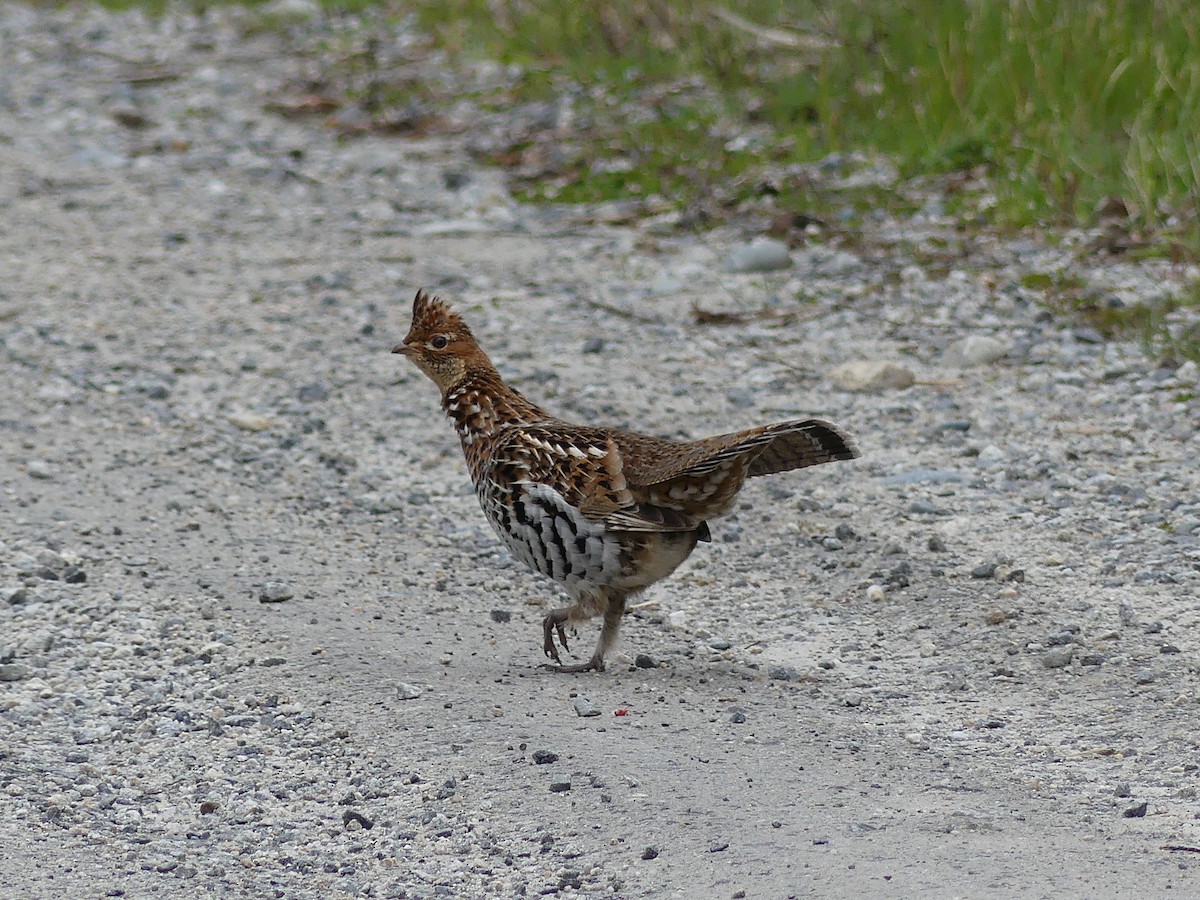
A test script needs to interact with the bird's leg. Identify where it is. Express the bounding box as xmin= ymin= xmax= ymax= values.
xmin=542 ymin=605 xmax=573 ymax=663
xmin=548 ymin=593 xmax=626 ymax=674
